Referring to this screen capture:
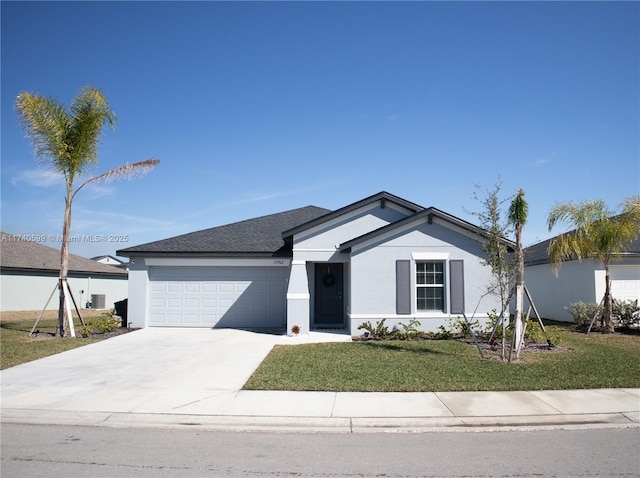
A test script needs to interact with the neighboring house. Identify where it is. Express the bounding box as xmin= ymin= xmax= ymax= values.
xmin=523 ymin=235 xmax=640 ymax=322
xmin=92 ymin=255 xmax=129 ymax=270
xmin=117 ymin=192 xmax=514 ymax=334
xmin=1 ymin=232 xmax=128 ymax=311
